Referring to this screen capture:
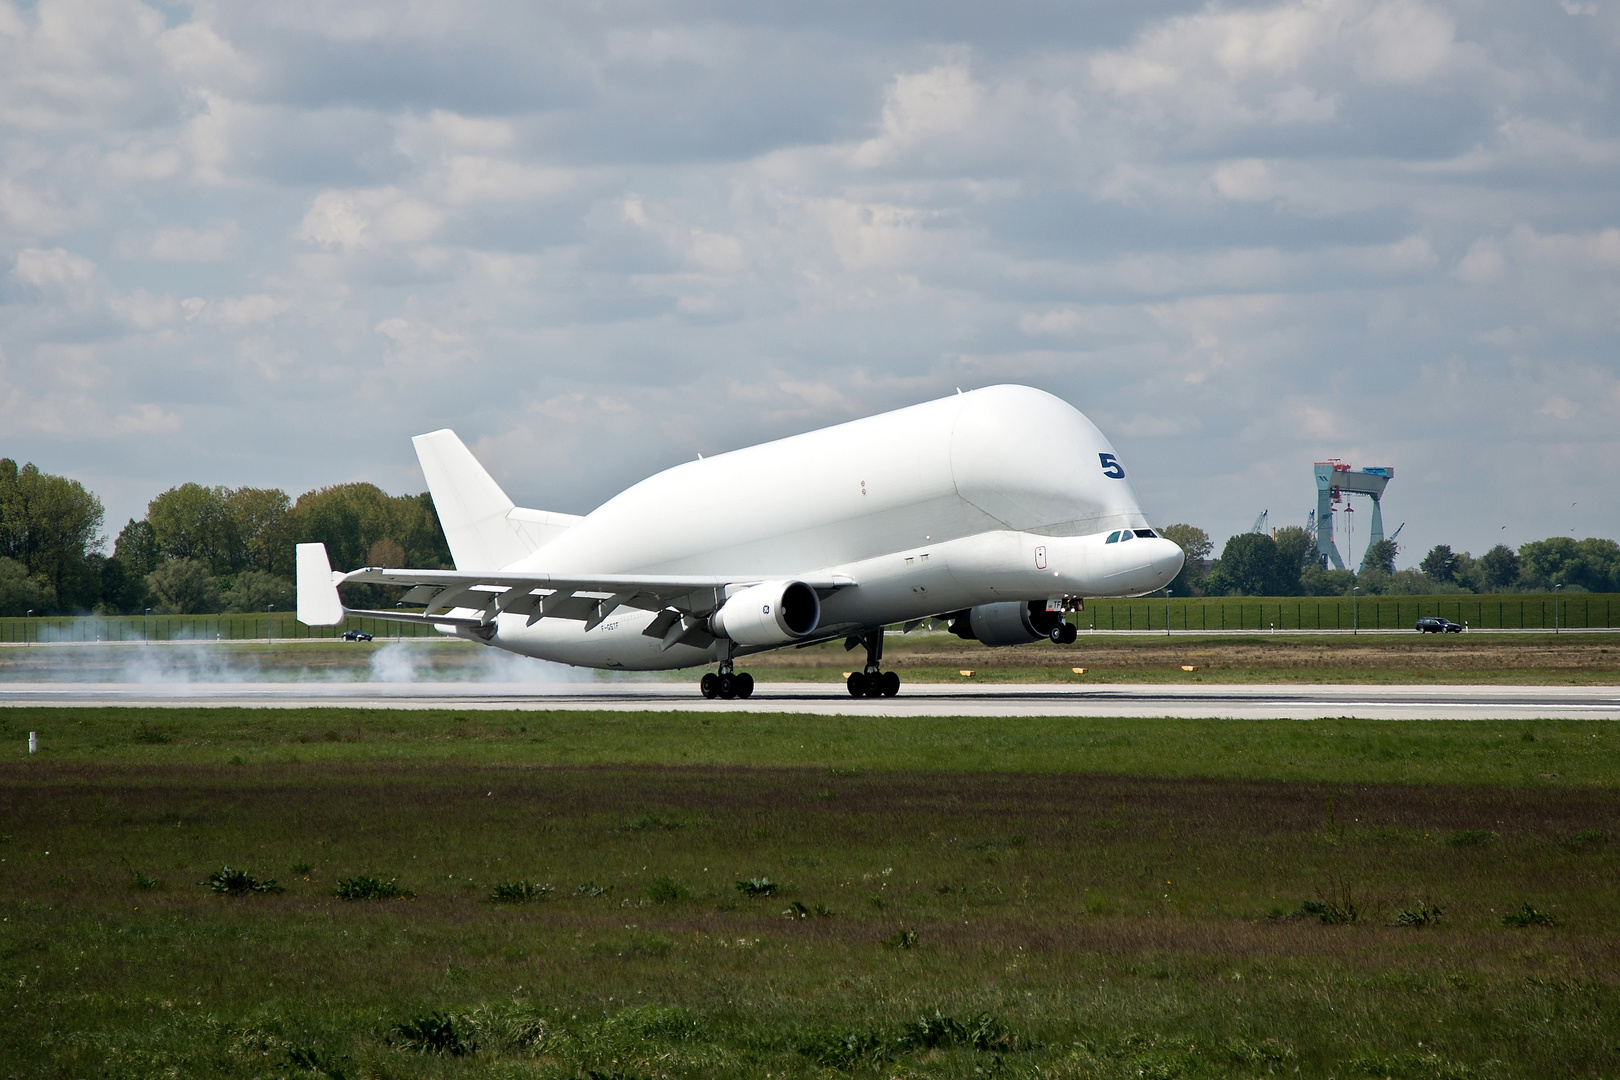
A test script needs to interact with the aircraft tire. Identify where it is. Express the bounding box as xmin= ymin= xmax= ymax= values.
xmin=880 ymin=671 xmax=900 ymax=697
xmin=718 ymin=673 xmax=736 ymax=699
xmin=864 ymin=674 xmax=885 ymax=698
xmin=846 ymin=672 xmax=868 ymax=697
xmin=700 ymin=672 xmax=719 ymax=699
xmin=1060 ymin=622 xmax=1077 ymax=644
xmin=737 ymin=673 xmax=755 ymax=698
